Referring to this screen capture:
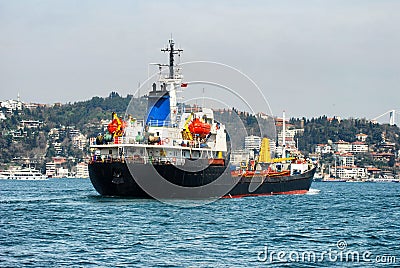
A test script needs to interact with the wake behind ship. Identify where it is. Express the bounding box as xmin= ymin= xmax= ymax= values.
xmin=88 ymin=39 xmax=316 ymax=199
